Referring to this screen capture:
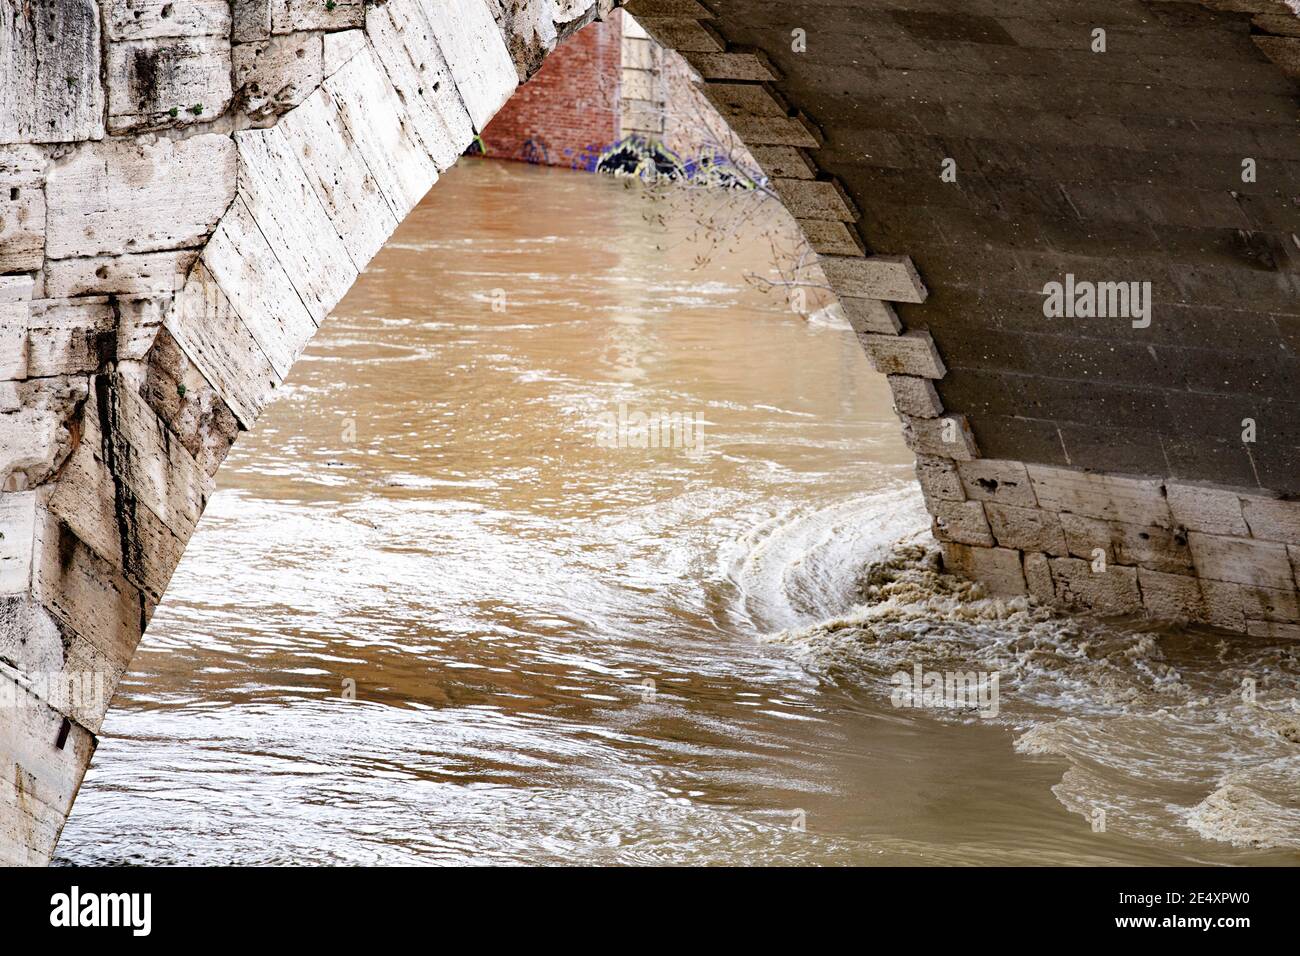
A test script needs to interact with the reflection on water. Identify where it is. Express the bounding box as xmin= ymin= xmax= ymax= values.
xmin=59 ymin=160 xmax=1298 ymax=865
